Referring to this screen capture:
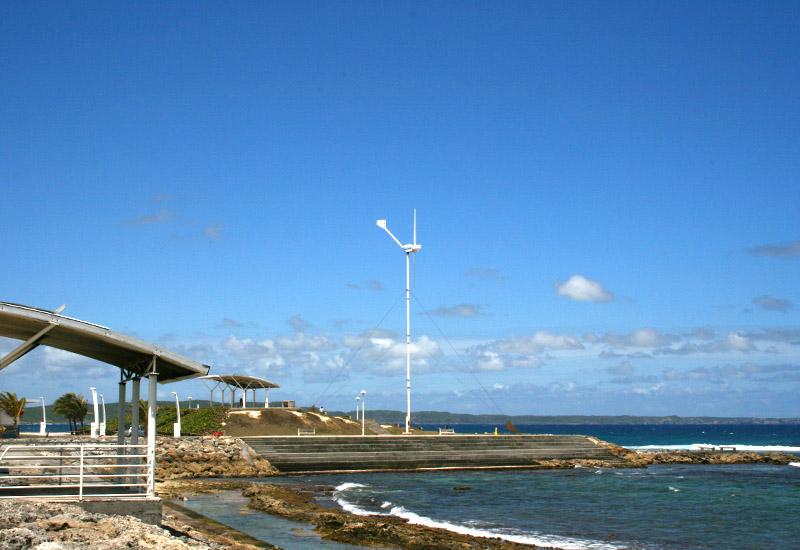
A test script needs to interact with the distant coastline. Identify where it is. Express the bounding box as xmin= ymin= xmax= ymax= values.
xmin=352 ymin=410 xmax=800 ymax=425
